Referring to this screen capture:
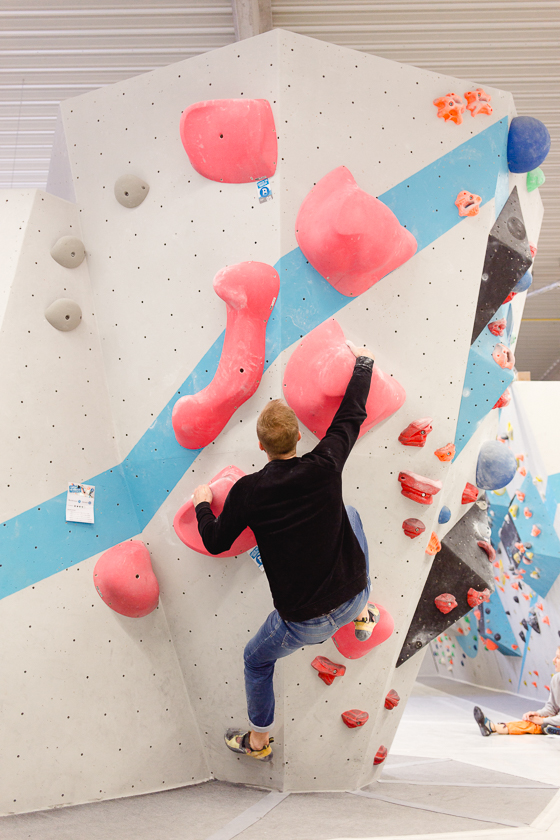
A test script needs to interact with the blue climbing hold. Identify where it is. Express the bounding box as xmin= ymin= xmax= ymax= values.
xmin=476 ymin=440 xmax=518 ymax=490
xmin=438 ymin=506 xmax=451 ymax=524
xmin=507 ymin=116 xmax=551 ymax=174
xmin=513 ymin=271 xmax=533 ymax=294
